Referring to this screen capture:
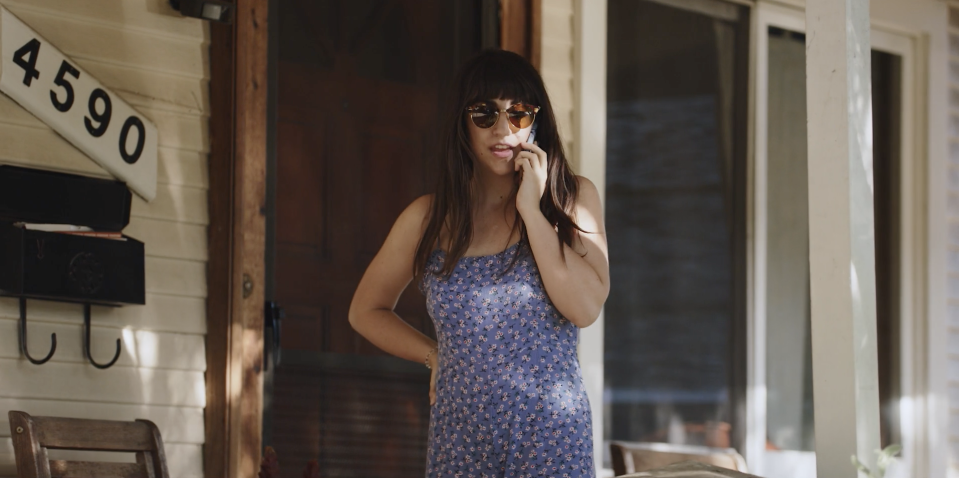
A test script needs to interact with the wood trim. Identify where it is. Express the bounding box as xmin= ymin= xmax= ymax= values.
xmin=206 ymin=1 xmax=269 ymax=477
xmin=205 ymin=10 xmax=234 ymax=478
xmin=500 ymin=0 xmax=540 ymax=68
xmin=531 ymin=0 xmax=542 ymax=70
xmin=230 ymin=1 xmax=269 ymax=476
